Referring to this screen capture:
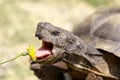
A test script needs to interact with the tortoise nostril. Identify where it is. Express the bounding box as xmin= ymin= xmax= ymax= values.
xmin=35 ymin=33 xmax=43 ymax=39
